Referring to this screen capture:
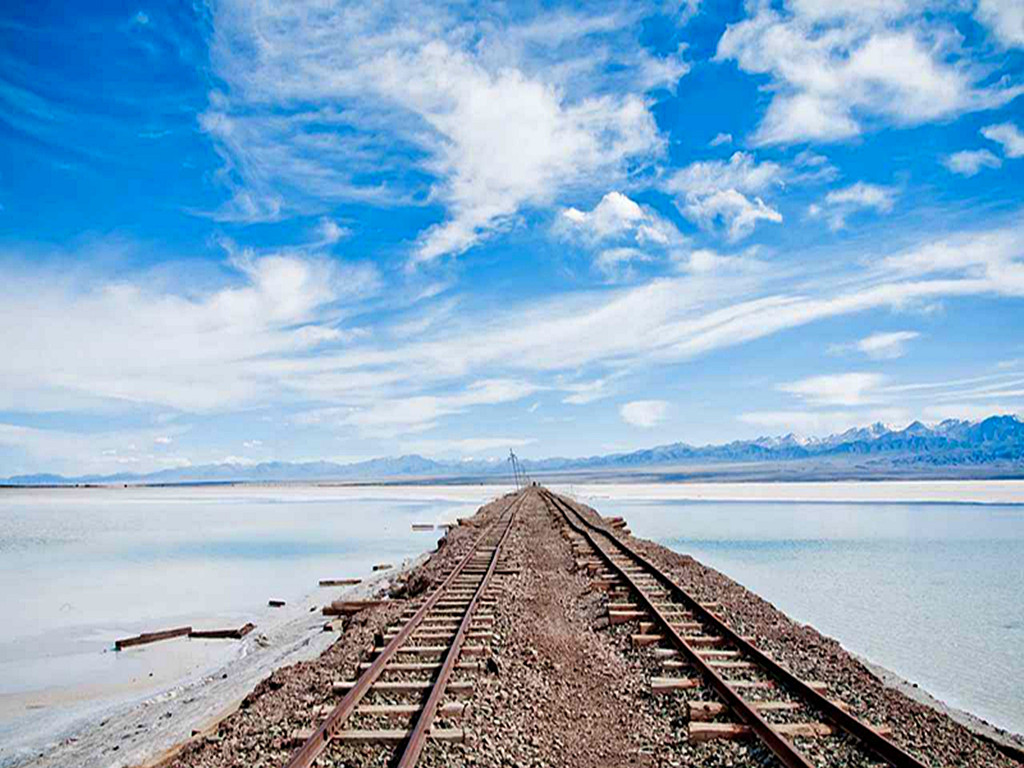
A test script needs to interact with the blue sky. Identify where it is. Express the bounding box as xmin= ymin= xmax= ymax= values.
xmin=2 ymin=0 xmax=1024 ymax=475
